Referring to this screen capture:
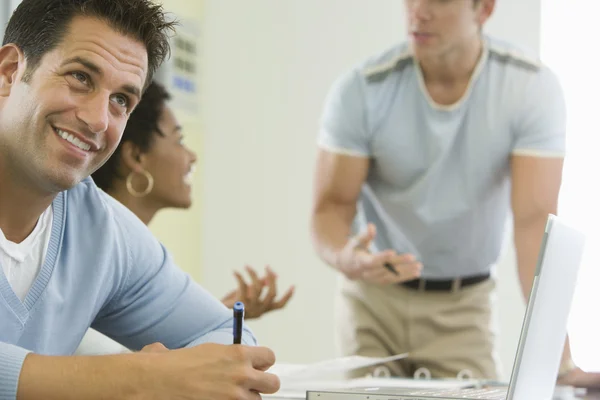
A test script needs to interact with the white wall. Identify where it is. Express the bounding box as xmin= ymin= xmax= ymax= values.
xmin=0 ymin=0 xmax=22 ymax=38
xmin=541 ymin=0 xmax=600 ymax=372
xmin=200 ymin=0 xmax=540 ymax=378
